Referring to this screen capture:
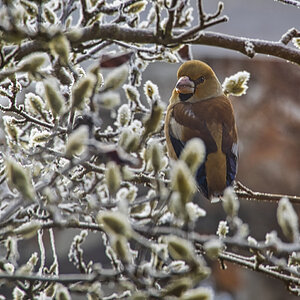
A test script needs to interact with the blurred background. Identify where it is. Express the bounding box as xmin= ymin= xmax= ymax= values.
xmin=1 ymin=0 xmax=299 ymax=299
